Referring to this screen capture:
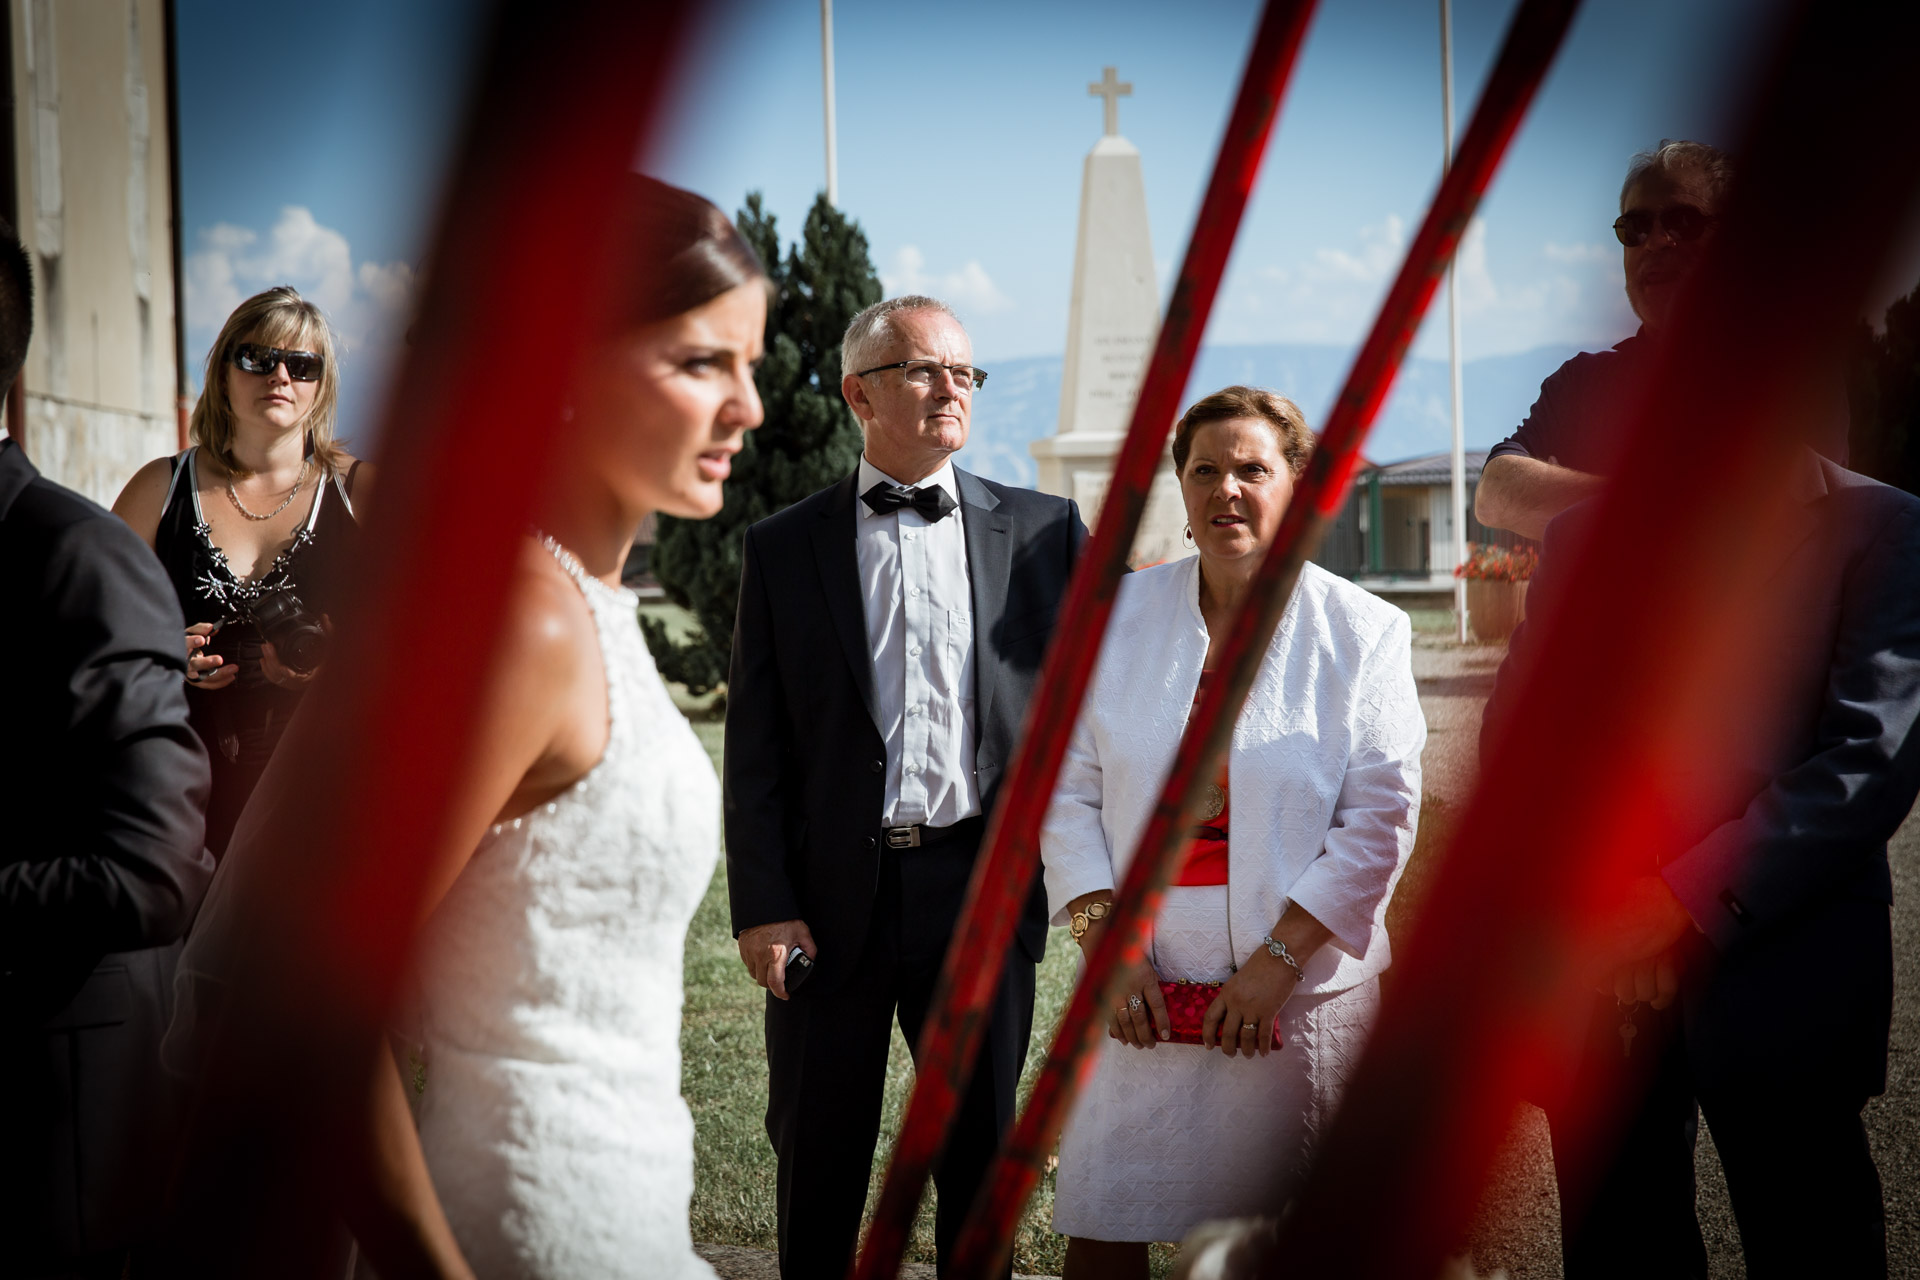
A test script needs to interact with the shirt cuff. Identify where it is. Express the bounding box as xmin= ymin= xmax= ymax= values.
xmin=1658 ymin=824 xmax=1750 ymax=953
